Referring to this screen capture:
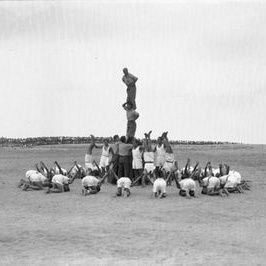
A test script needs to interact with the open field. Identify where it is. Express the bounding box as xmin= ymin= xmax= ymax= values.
xmin=0 ymin=144 xmax=266 ymax=265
